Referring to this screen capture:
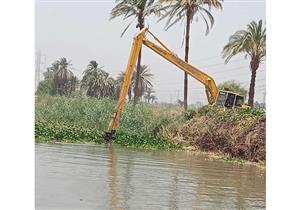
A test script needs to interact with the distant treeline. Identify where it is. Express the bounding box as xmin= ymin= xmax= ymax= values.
xmin=36 ymin=59 xmax=157 ymax=104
